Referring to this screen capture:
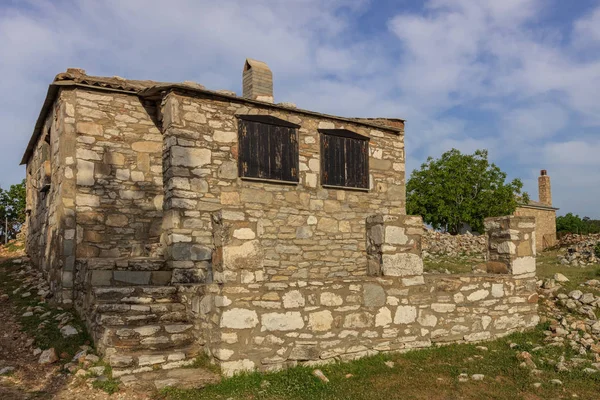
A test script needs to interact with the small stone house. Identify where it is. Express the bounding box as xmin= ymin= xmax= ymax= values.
xmin=21 ymin=59 xmax=539 ymax=378
xmin=514 ymin=170 xmax=558 ymax=251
